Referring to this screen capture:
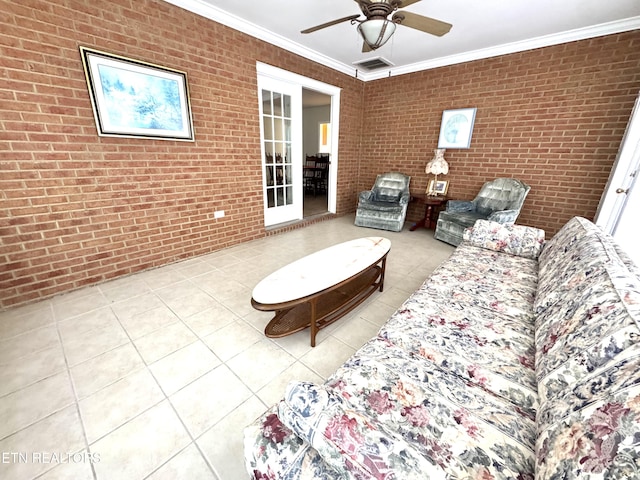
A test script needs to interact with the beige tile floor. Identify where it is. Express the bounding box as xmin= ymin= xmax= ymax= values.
xmin=0 ymin=215 xmax=454 ymax=480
